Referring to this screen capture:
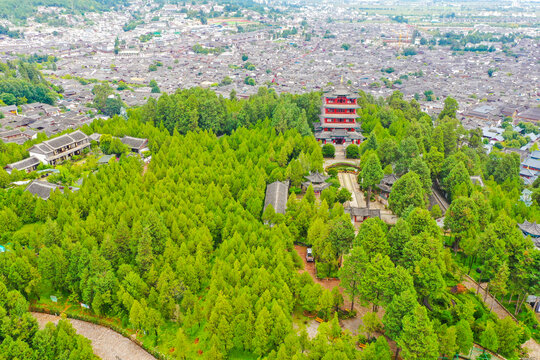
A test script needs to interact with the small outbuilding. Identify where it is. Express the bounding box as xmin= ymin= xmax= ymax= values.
xmin=121 ymin=136 xmax=149 ymax=153
xmin=25 ymin=180 xmax=79 ymax=200
xmin=5 ymin=157 xmax=40 ymax=174
xmin=302 ymin=171 xmax=331 ymax=194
